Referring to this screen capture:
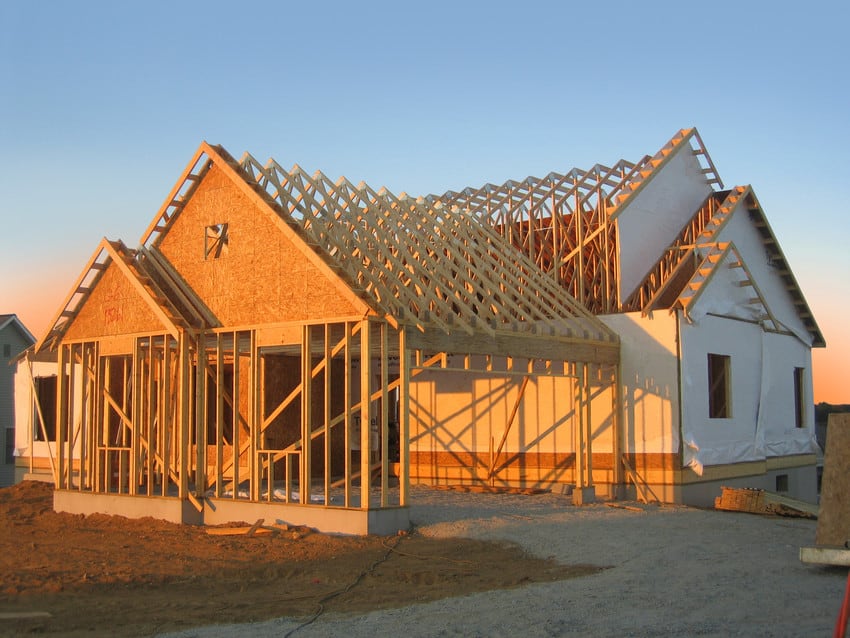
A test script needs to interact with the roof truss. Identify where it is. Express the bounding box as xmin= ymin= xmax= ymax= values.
xmin=36 ymin=239 xmax=205 ymax=352
xmin=237 ymin=153 xmax=615 ymax=344
xmin=424 ymin=128 xmax=723 ymax=313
